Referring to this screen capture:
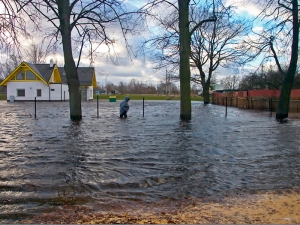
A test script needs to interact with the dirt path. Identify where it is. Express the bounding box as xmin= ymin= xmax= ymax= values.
xmin=19 ymin=189 xmax=300 ymax=224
